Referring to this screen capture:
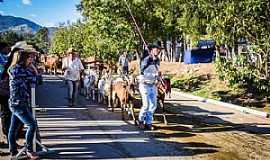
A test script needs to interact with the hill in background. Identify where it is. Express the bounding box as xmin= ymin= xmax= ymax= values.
xmin=0 ymin=15 xmax=42 ymax=34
